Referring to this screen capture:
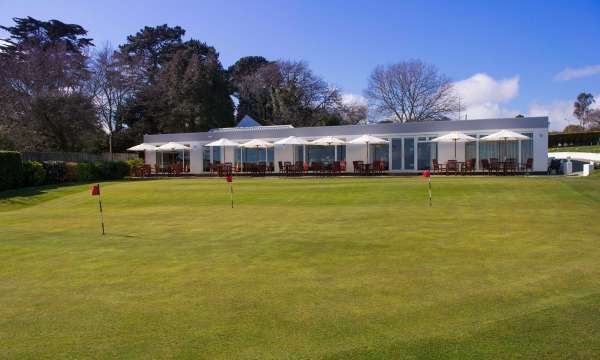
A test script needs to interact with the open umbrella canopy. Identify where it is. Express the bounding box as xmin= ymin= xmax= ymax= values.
xmin=127 ymin=143 xmax=157 ymax=151
xmin=310 ymin=136 xmax=345 ymax=146
xmin=156 ymin=142 xmax=190 ymax=151
xmin=349 ymin=135 xmax=389 ymax=144
xmin=431 ymin=132 xmax=477 ymax=143
xmin=240 ymin=139 xmax=274 ymax=148
xmin=480 ymin=130 xmax=530 ymax=141
xmin=205 ymin=138 xmax=239 ymax=147
xmin=274 ymin=136 xmax=310 ymax=145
